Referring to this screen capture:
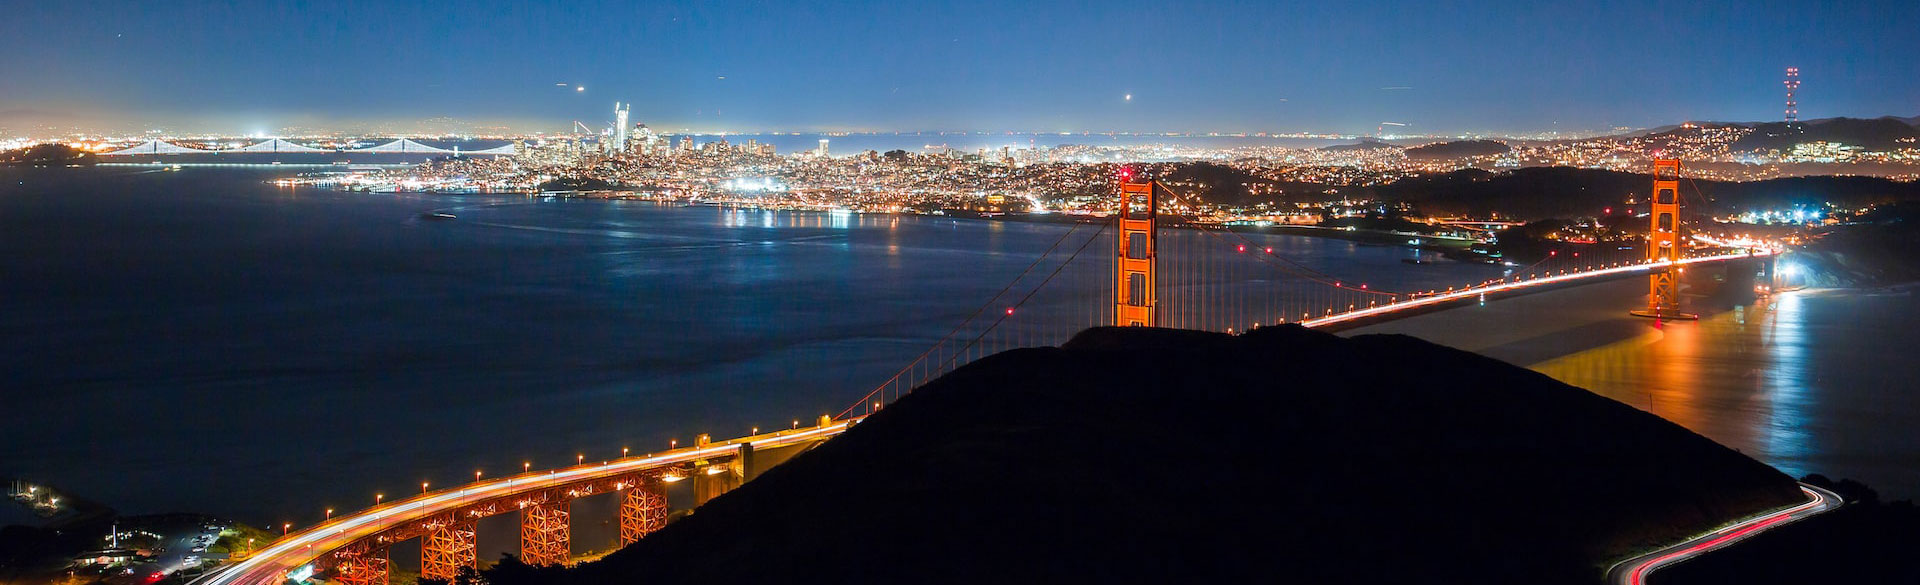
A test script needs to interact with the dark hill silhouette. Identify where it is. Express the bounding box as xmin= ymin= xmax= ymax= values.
xmin=1405 ymin=139 xmax=1511 ymax=160
xmin=1733 ymin=117 xmax=1920 ymax=151
xmin=1319 ymin=138 xmax=1400 ymax=152
xmin=1368 ymin=167 xmax=1920 ymax=220
xmin=481 ymin=326 xmax=1803 ymax=585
